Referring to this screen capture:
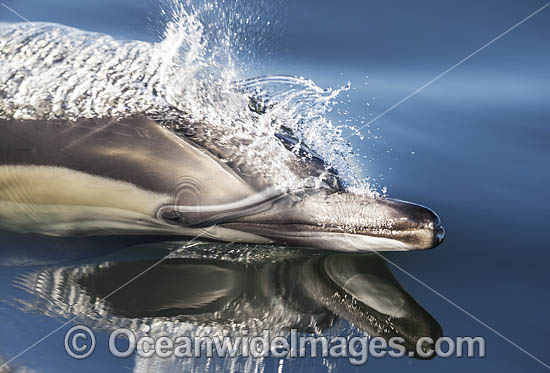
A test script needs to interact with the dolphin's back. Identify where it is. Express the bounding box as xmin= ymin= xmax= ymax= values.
xmin=0 ymin=22 xmax=161 ymax=122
